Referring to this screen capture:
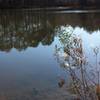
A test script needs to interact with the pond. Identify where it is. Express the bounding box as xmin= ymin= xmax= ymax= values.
xmin=0 ymin=9 xmax=100 ymax=100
